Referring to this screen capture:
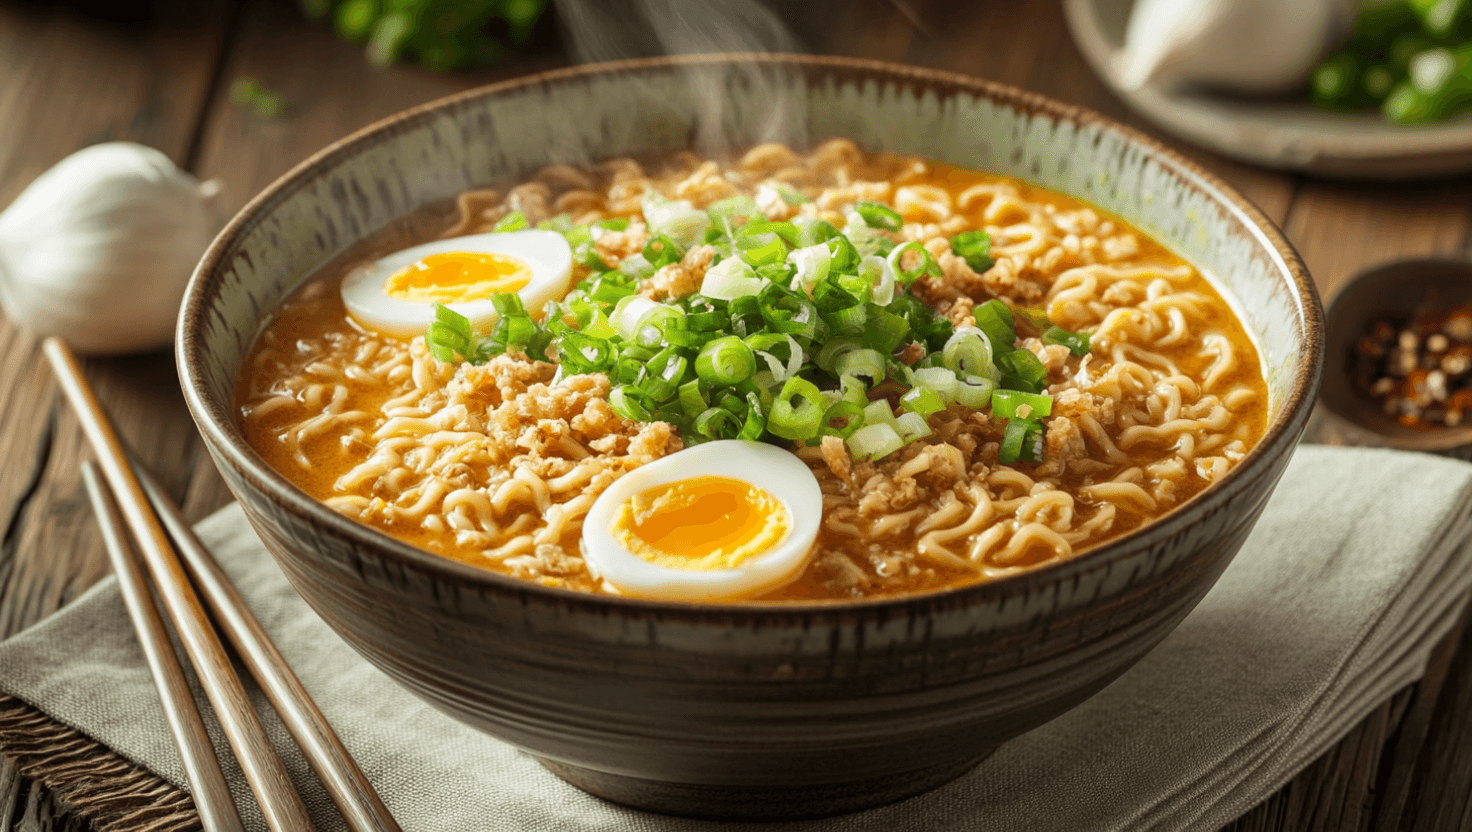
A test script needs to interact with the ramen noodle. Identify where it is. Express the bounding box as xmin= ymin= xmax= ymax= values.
xmin=237 ymin=141 xmax=1267 ymax=601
